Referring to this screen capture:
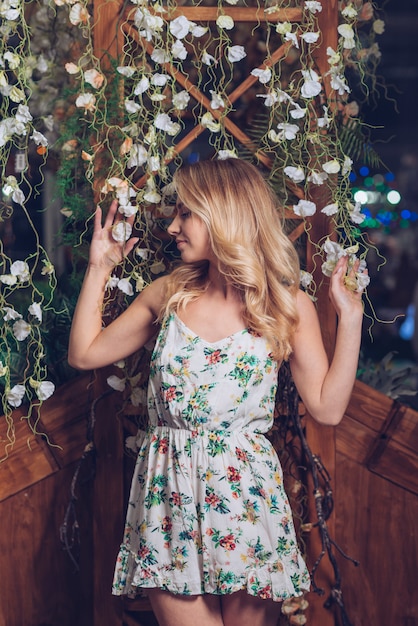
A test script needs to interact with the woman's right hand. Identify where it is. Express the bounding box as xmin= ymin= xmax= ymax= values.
xmin=89 ymin=199 xmax=139 ymax=271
